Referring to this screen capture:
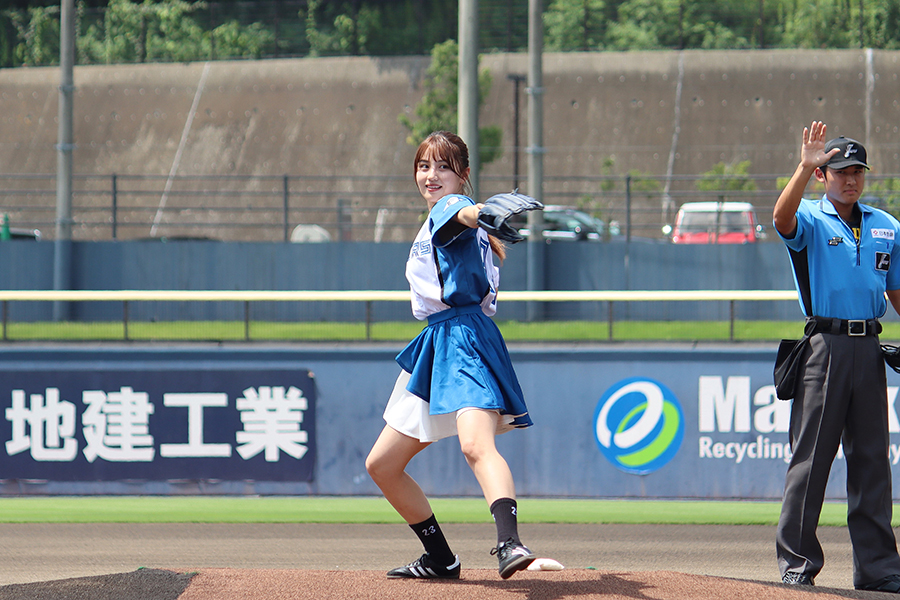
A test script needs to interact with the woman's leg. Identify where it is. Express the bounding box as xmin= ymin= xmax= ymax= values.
xmin=366 ymin=425 xmax=459 ymax=577
xmin=455 ymin=409 xmax=515 ymax=504
xmin=365 ymin=425 xmax=432 ymax=523
xmin=456 ymin=409 xmax=534 ymax=579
